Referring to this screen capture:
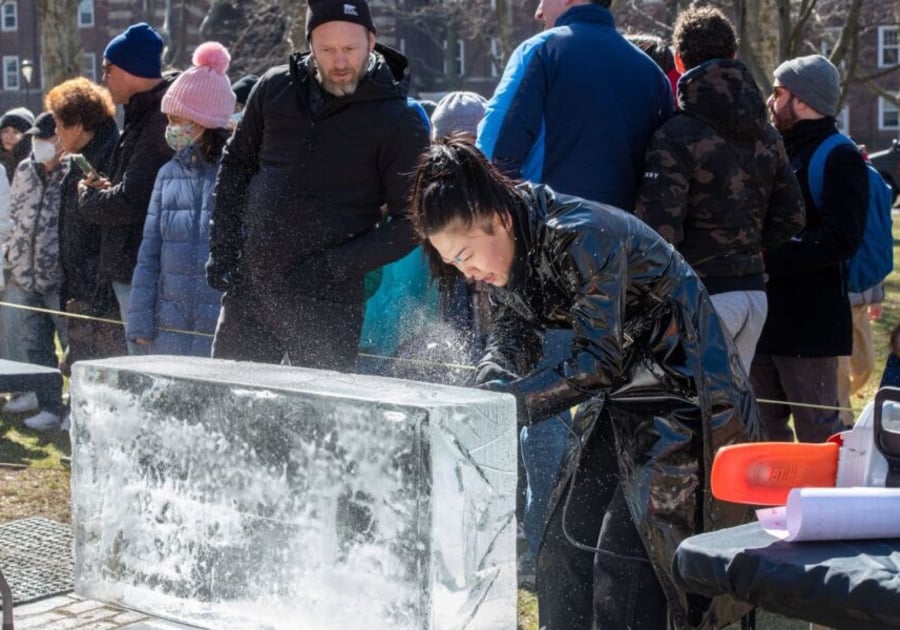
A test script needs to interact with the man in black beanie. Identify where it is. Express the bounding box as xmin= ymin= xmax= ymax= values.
xmin=207 ymin=0 xmax=430 ymax=370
